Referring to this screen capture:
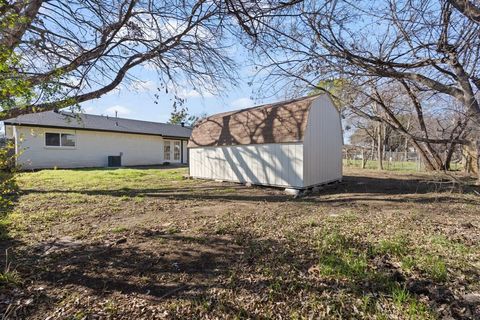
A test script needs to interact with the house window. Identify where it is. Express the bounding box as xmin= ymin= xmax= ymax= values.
xmin=164 ymin=141 xmax=171 ymax=160
xmin=61 ymin=134 xmax=76 ymax=147
xmin=45 ymin=133 xmax=76 ymax=147
xmin=174 ymin=141 xmax=181 ymax=161
xmin=45 ymin=133 xmax=60 ymax=146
